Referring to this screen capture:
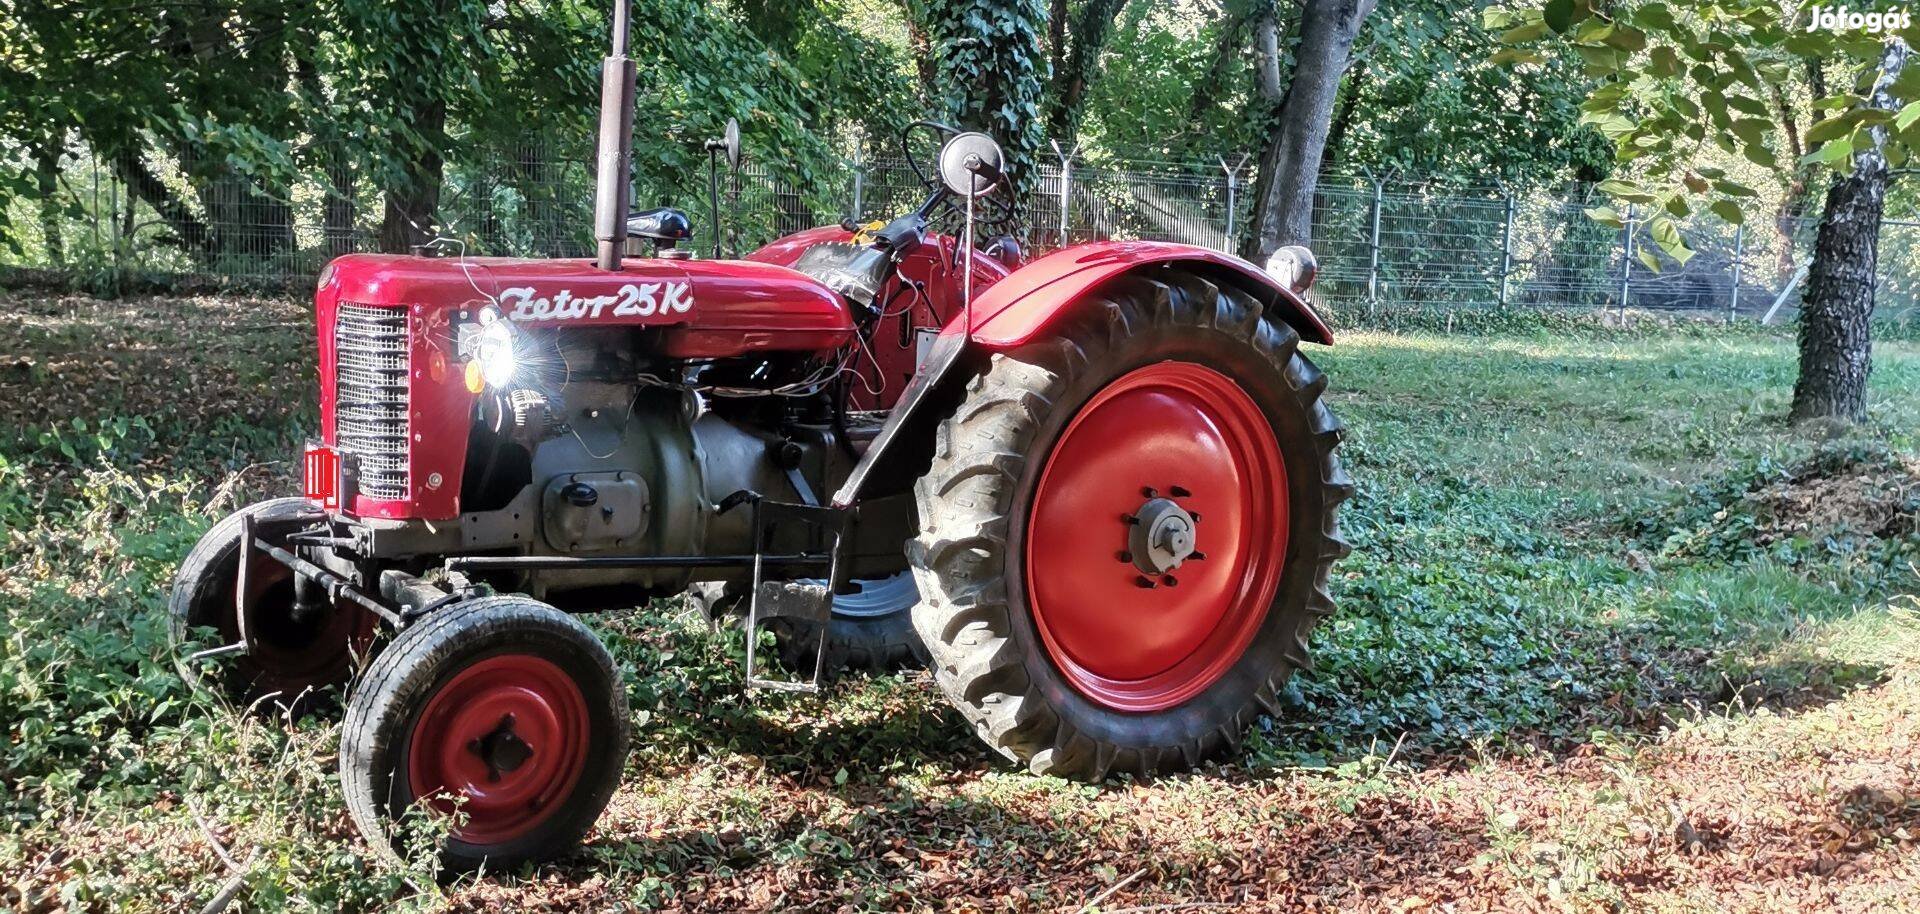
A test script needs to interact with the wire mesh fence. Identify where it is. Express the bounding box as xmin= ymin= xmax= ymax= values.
xmin=6 ymin=136 xmax=1920 ymax=325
